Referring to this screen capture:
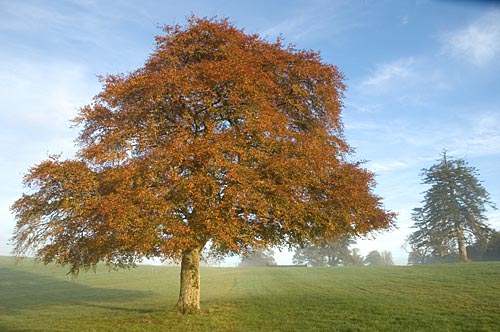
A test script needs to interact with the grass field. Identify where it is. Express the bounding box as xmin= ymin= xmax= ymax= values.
xmin=0 ymin=256 xmax=499 ymax=332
